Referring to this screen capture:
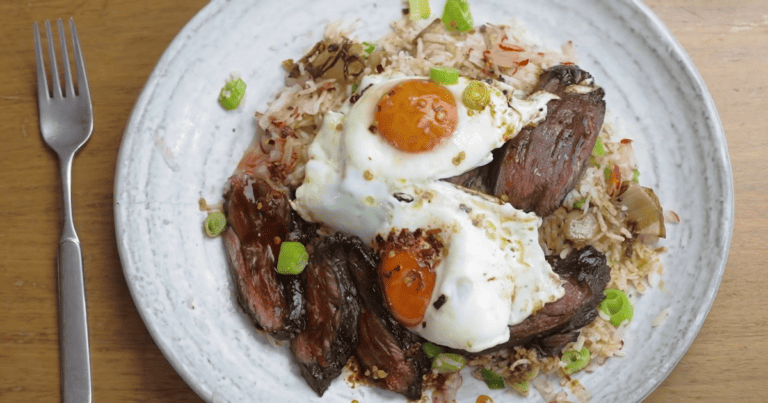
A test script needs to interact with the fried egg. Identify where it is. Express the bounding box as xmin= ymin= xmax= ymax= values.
xmin=380 ymin=181 xmax=564 ymax=352
xmin=293 ymin=73 xmax=564 ymax=352
xmin=341 ymin=73 xmax=555 ymax=182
